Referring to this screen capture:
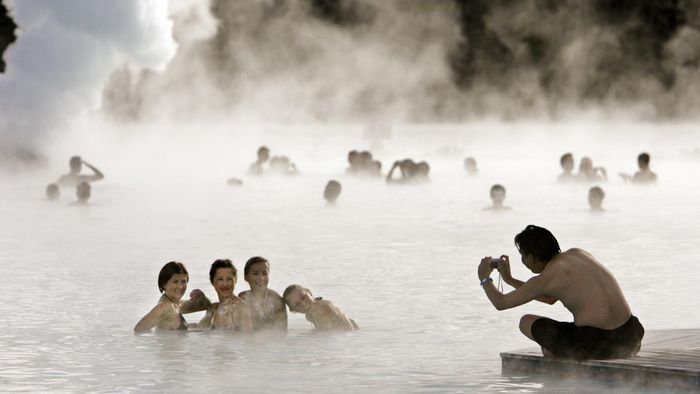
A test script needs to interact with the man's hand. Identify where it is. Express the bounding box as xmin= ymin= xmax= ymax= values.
xmin=478 ymin=256 xmax=495 ymax=281
xmin=495 ymin=255 xmax=512 ymax=281
xmin=189 ymin=289 xmax=210 ymax=308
